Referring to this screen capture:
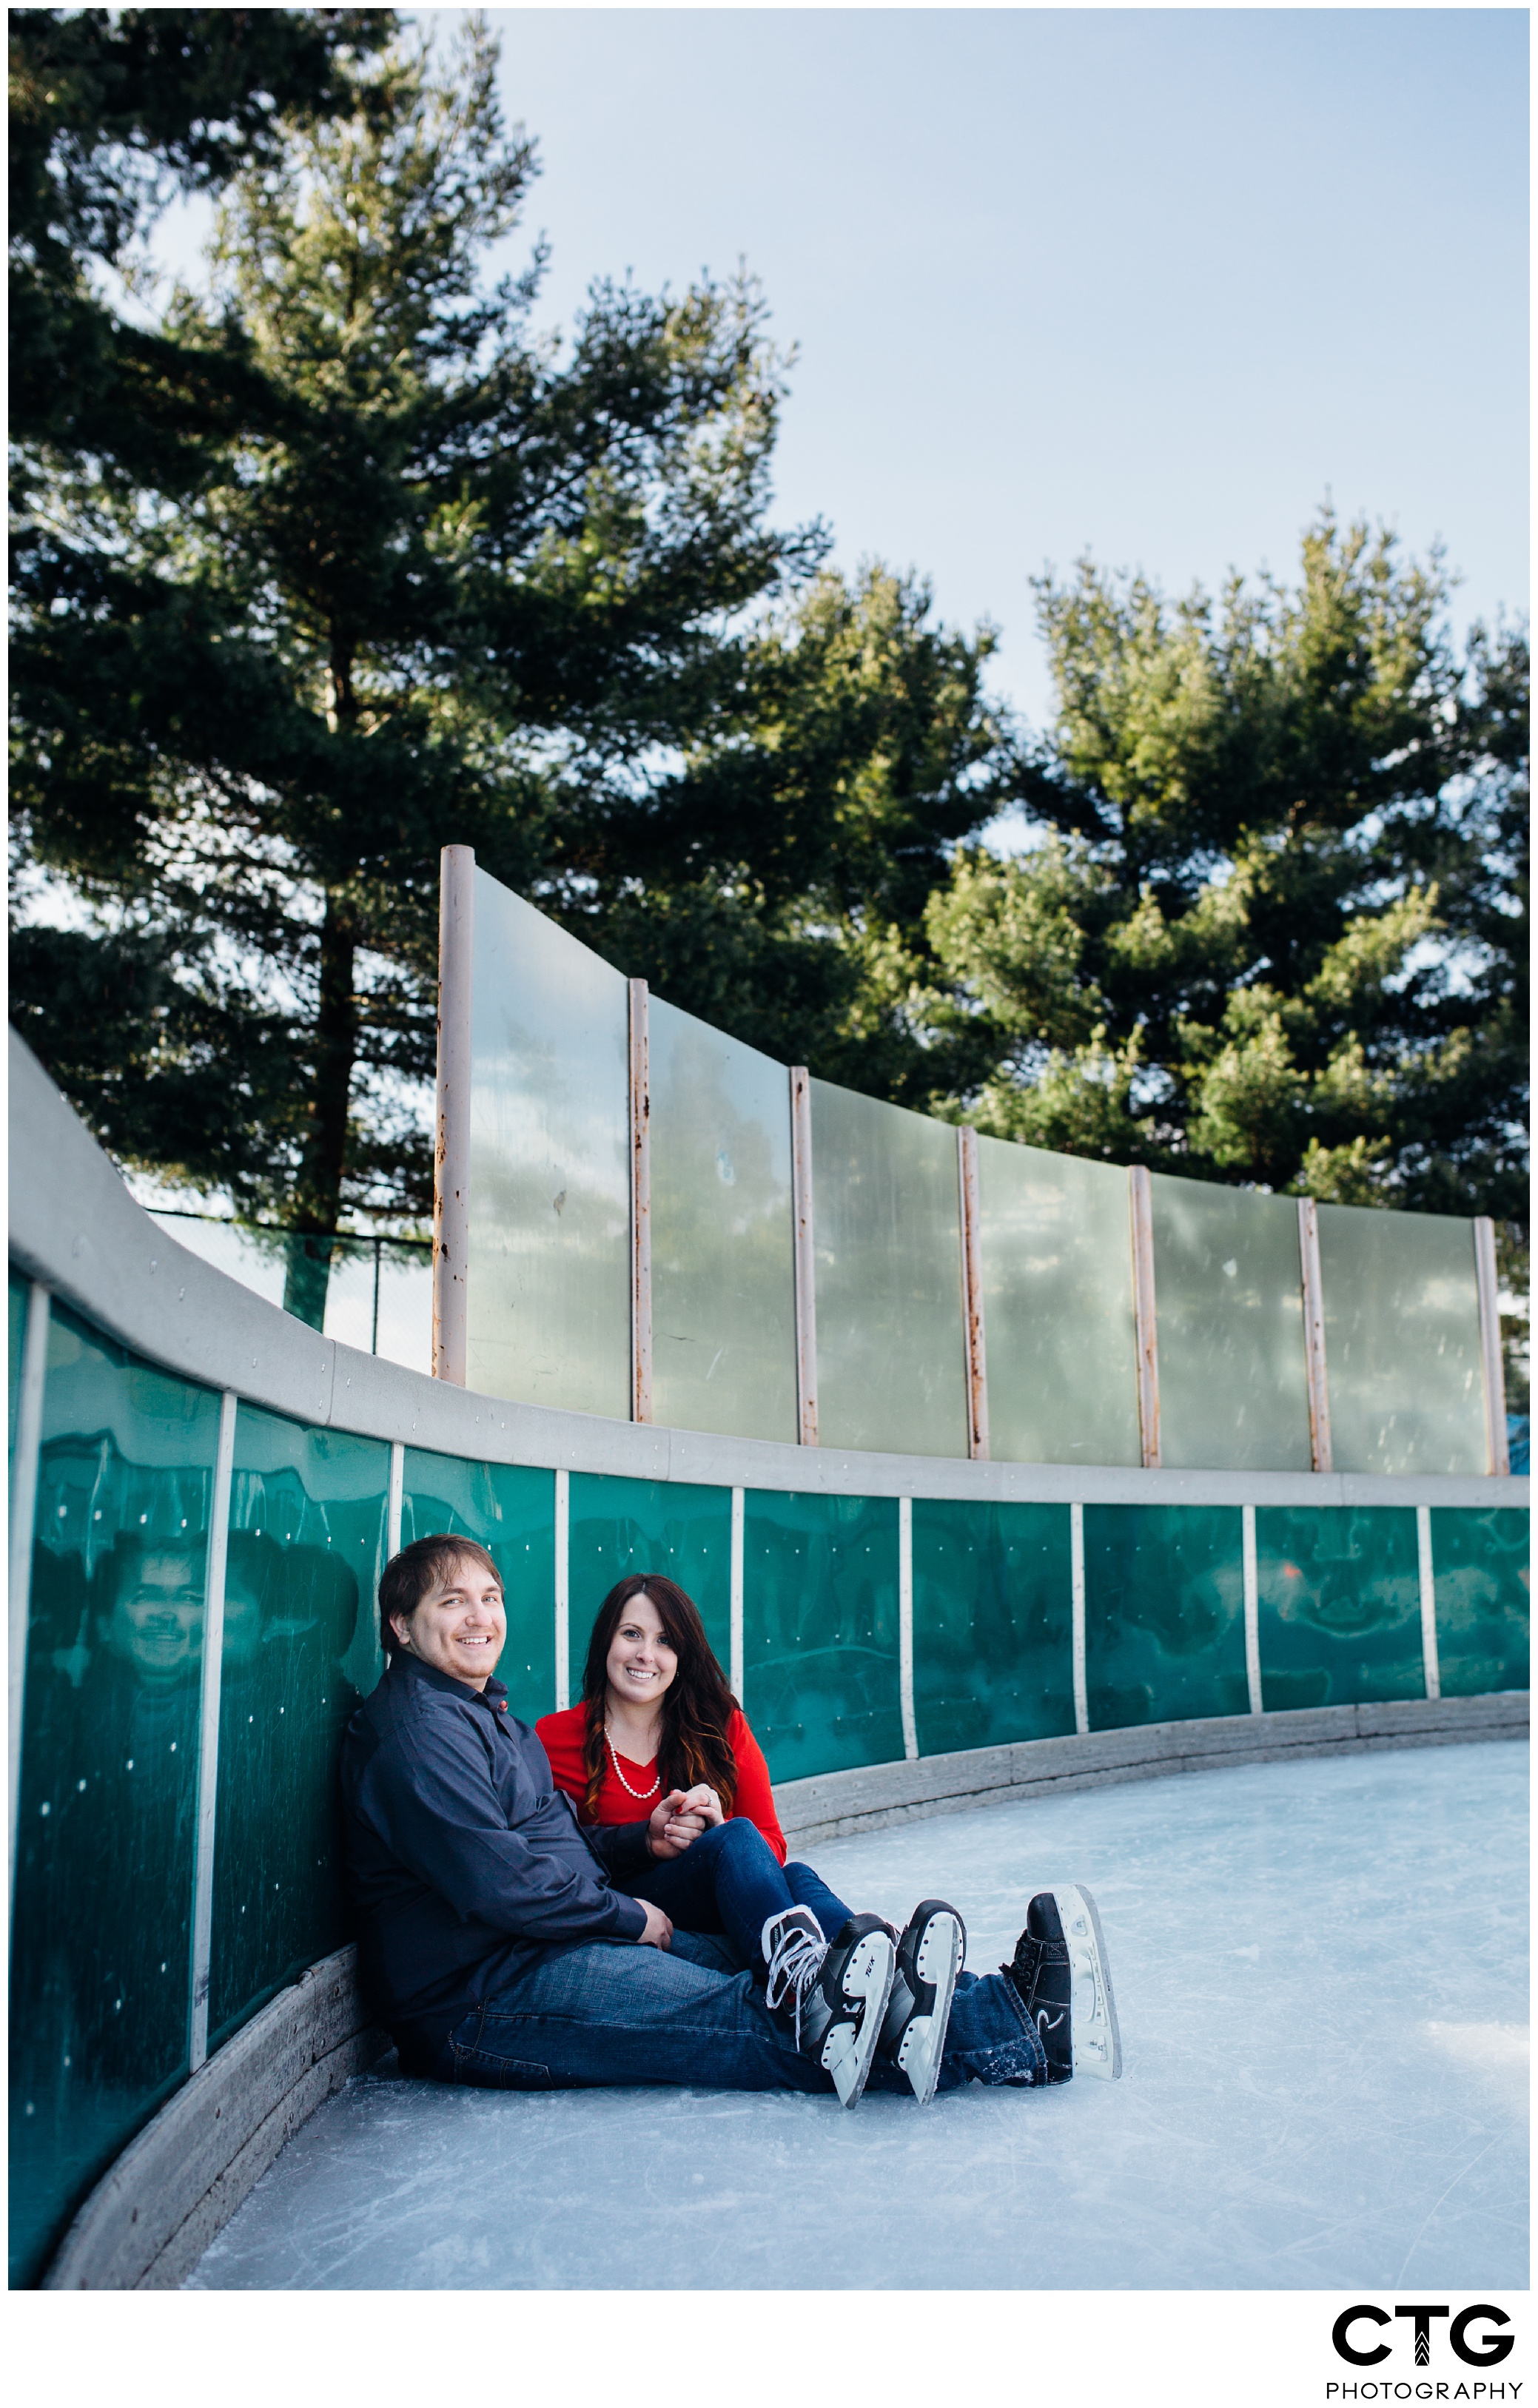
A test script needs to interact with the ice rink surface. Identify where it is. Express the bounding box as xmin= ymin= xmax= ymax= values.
xmin=188 ymin=1740 xmax=1528 ymax=2290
